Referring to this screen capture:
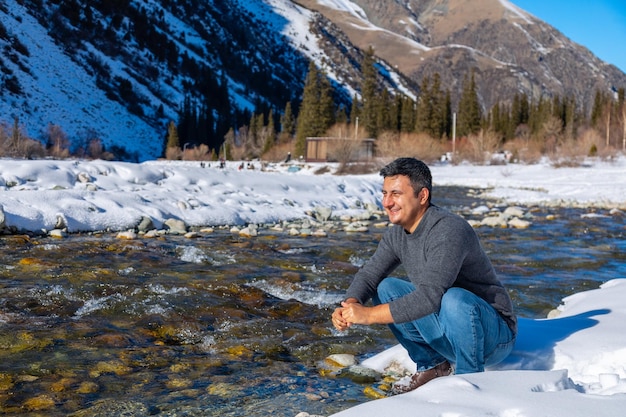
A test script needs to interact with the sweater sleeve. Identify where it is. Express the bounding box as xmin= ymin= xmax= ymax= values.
xmin=344 ymin=230 xmax=401 ymax=304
